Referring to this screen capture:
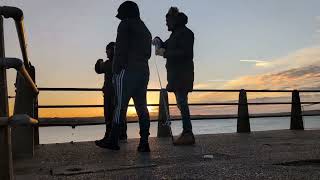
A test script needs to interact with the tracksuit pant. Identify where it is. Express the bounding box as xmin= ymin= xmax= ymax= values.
xmin=109 ymin=69 xmax=150 ymax=145
xmin=103 ymin=84 xmax=127 ymax=139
